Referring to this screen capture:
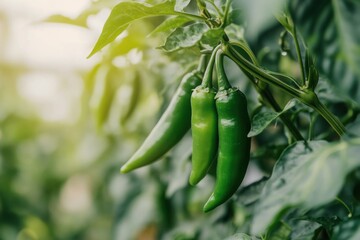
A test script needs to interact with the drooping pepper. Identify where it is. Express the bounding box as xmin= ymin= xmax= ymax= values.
xmin=203 ymin=51 xmax=251 ymax=212
xmin=90 ymin=64 xmax=118 ymax=131
xmin=189 ymin=49 xmax=219 ymax=186
xmin=120 ymin=70 xmax=202 ymax=173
